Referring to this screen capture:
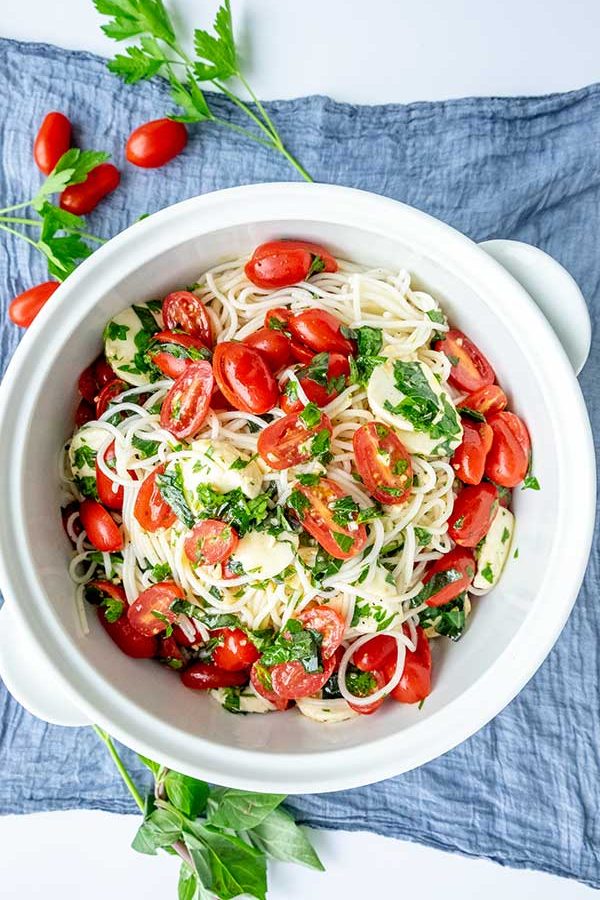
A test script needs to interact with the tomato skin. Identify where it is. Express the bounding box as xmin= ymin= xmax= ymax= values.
xmin=160 ymin=360 xmax=214 ymax=439
xmin=134 ymin=464 xmax=177 ymax=532
xmin=353 ymin=422 xmax=413 ymax=505
xmin=421 ymin=547 xmax=475 ymax=607
xmin=288 ymin=309 xmax=355 ymax=356
xmin=148 ymin=330 xmax=209 ymax=379
xmin=243 ymin=327 xmax=292 ymax=372
xmin=353 ymin=635 xmax=398 ymax=672
xmin=98 ymin=605 xmax=158 ymax=659
xmin=78 ymin=363 xmax=99 ymax=403
xmin=75 ymin=399 xmax=95 ymax=426
xmin=245 ymin=240 xmax=337 ymax=289
xmin=96 ymin=440 xmax=124 ymax=511
xmin=264 ymin=307 xmax=293 ymax=331
xmin=79 ymin=499 xmax=123 ymax=552
xmin=289 ymin=340 xmax=315 ymax=365
xmin=184 ymin=520 xmax=238 ymax=566
xmin=451 ymin=417 xmax=493 ymax=485
xmin=9 ymin=281 xmax=59 ymax=327
xmin=295 ymin=477 xmax=368 ymax=560
xmin=157 ymin=634 xmax=187 ymax=667
xmin=463 ymin=384 xmax=507 ymax=417
xmin=213 ymin=342 xmax=279 ymax=414
xmin=294 ymin=606 xmax=345 ymax=659
xmin=95 ymin=379 xmax=127 ymax=417
xmin=33 ymin=112 xmax=71 ymax=175
xmin=181 ymin=662 xmax=248 ymax=690
xmin=162 ymin=291 xmax=213 ymax=346
xmin=485 ymin=411 xmax=531 ymax=488
xmin=281 ymin=353 xmax=350 ymax=414
xmin=269 ymin=653 xmax=336 ymax=700
xmin=60 ymin=163 xmax=120 ymax=215
xmin=257 ymin=410 xmax=333 ymax=470
xmin=212 ymin=628 xmax=260 ymax=671
xmin=127 ymin=581 xmax=184 ymax=636
xmin=348 ymin=669 xmax=387 ymax=715
xmin=448 ymin=482 xmax=498 ymax=547
xmin=387 ymin=627 xmax=432 ymax=705
xmin=126 ymin=119 xmax=188 ymax=168
xmin=435 ymin=329 xmax=495 ymax=392
xmin=93 ymin=356 xmax=115 ymax=389
xmin=250 ymin=662 xmax=290 ymax=709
